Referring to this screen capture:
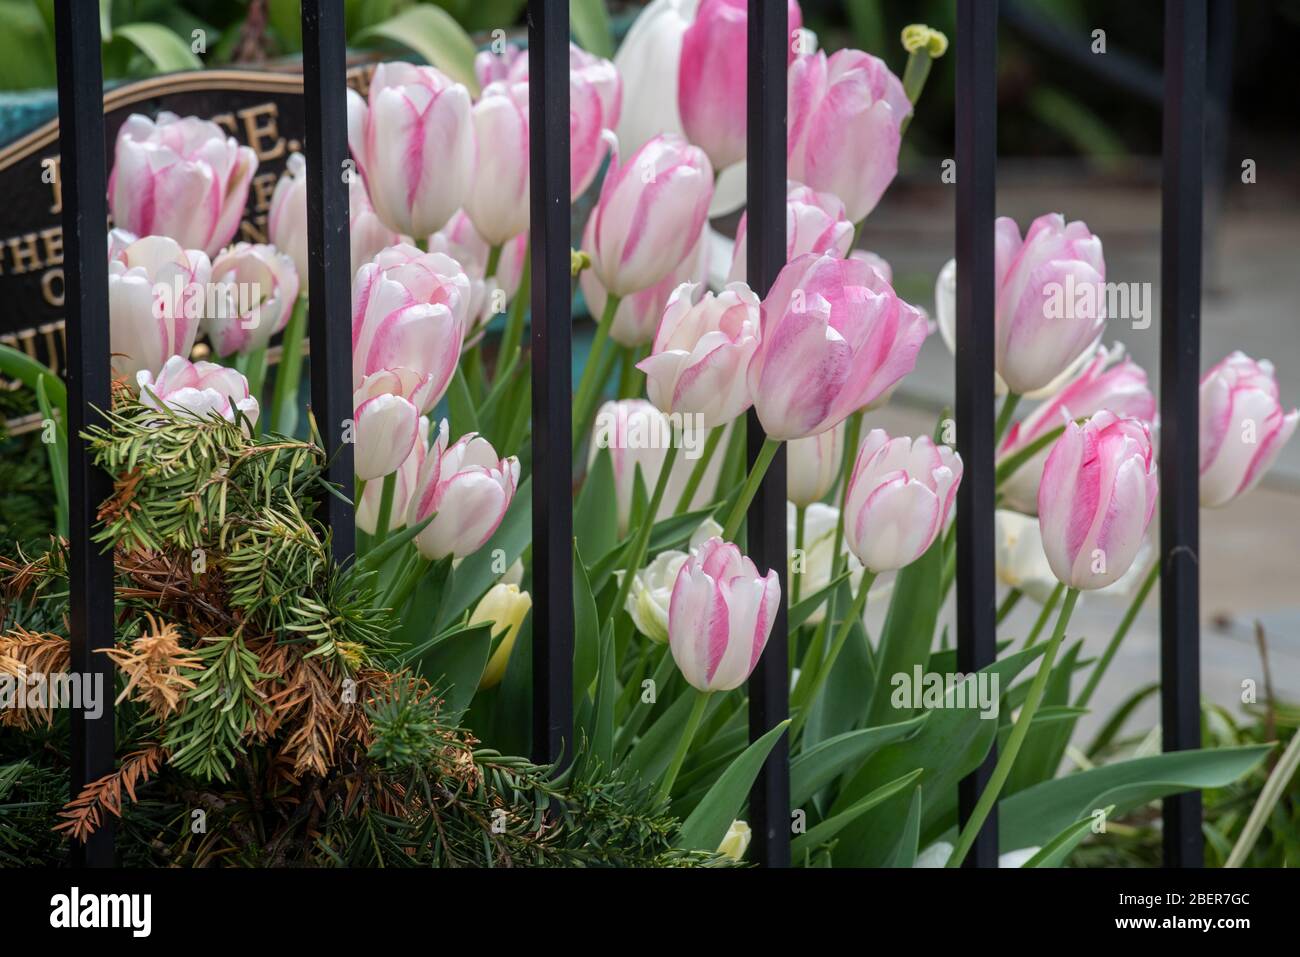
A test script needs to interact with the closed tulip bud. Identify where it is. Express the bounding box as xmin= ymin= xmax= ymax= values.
xmin=1038 ymin=411 xmax=1157 ymax=590
xmin=787 ymin=502 xmax=870 ymax=625
xmin=748 ymin=253 xmax=929 ymax=440
xmin=580 ymin=219 xmax=710 ymax=348
xmin=203 ymin=243 xmax=299 ymax=357
xmin=844 ymin=430 xmax=962 ymax=573
xmin=994 ymin=214 xmax=1107 ymax=396
xmin=465 ymin=81 xmax=530 ymax=245
xmin=347 ymin=62 xmax=474 ymax=237
xmin=408 ymin=421 xmax=520 ymax=560
xmin=475 ymin=42 xmax=620 ymax=201
xmin=268 ymin=152 xmax=399 ymax=291
xmin=624 ymin=519 xmax=722 ymax=644
xmin=716 ymin=820 xmax=752 ymax=860
xmin=638 ymin=281 xmax=760 ymax=427
xmin=1199 ymin=352 xmax=1298 ymax=507
xmin=427 ymin=211 xmax=528 ymax=341
xmin=786 ymin=419 xmax=845 ymax=507
xmin=352 ymin=244 xmax=472 ymax=413
xmin=352 ymin=374 xmax=421 ymax=482
xmin=613 ymin=0 xmax=694 ymax=158
xmin=107 ymin=230 xmax=210 ymax=383
xmin=137 ymin=355 xmax=259 ymax=426
xmin=472 ymin=583 xmax=533 ymax=690
xmin=729 ymin=182 xmax=853 ymax=284
xmin=997 ymin=344 xmax=1156 ymax=513
xmin=787 ymin=50 xmax=910 ymax=223
xmin=588 ymin=134 xmax=713 ymax=298
xmin=679 ymin=0 xmax=803 ymax=170
xmin=357 ymin=415 xmax=428 ymax=534
xmin=109 ymin=111 xmax=258 ymax=258
xmin=668 ymin=537 xmax=780 ymax=692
